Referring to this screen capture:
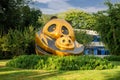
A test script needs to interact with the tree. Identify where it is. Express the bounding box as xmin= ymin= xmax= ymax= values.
xmin=75 ymin=30 xmax=93 ymax=45
xmin=0 ymin=0 xmax=25 ymax=34
xmin=21 ymin=6 xmax=42 ymax=28
xmin=59 ymin=9 xmax=96 ymax=29
xmin=0 ymin=0 xmax=42 ymax=36
xmin=95 ymin=1 xmax=120 ymax=55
